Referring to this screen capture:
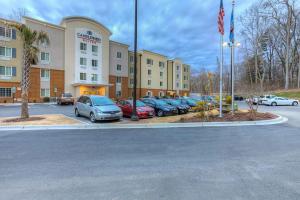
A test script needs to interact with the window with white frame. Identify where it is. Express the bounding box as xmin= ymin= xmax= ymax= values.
xmin=159 ymin=91 xmax=164 ymax=97
xmin=160 ymin=81 xmax=163 ymax=87
xmin=0 ymin=46 xmax=12 ymax=57
xmin=80 ymin=73 xmax=87 ymax=80
xmin=116 ymin=90 xmax=122 ymax=98
xmin=92 ymin=60 xmax=98 ymax=67
xmin=176 ymin=74 xmax=180 ymax=79
xmin=117 ymin=64 xmax=122 ymax=71
xmin=117 ymin=52 xmax=122 ymax=58
xmin=129 ymin=67 xmax=134 ymax=74
xmin=41 ymin=69 xmax=50 ymax=80
xmin=147 ymin=58 xmax=153 ymax=65
xmin=0 ymin=88 xmax=12 ymax=97
xmin=159 ymin=61 xmax=164 ymax=68
xmin=130 ymin=78 xmax=134 ymax=85
xmin=80 ymin=43 xmax=87 ymax=51
xmin=41 ymin=52 xmax=50 ymax=63
xmin=0 ymin=27 xmax=12 ymax=39
xmin=130 ymin=55 xmax=134 ymax=63
xmin=176 ymin=82 xmax=179 ymax=88
xmin=160 ymin=72 xmax=163 ymax=77
xmin=116 ymin=76 xmax=122 ymax=84
xmin=147 ymin=91 xmax=152 ymax=96
xmin=80 ymin=58 xmax=87 ymax=66
xmin=148 ymin=80 xmax=151 ymax=86
xmin=92 ymin=45 xmax=98 ymax=53
xmin=0 ymin=66 xmax=16 ymax=77
xmin=91 ymin=74 xmax=98 ymax=81
xmin=176 ymin=65 xmax=180 ymax=70
xmin=148 ymin=69 xmax=151 ymax=75
xmin=41 ymin=88 xmax=50 ymax=97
